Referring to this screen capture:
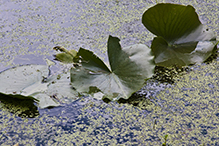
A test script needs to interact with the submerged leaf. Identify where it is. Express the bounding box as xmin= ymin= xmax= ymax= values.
xmin=142 ymin=3 xmax=217 ymax=66
xmin=71 ymin=35 xmax=154 ymax=100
